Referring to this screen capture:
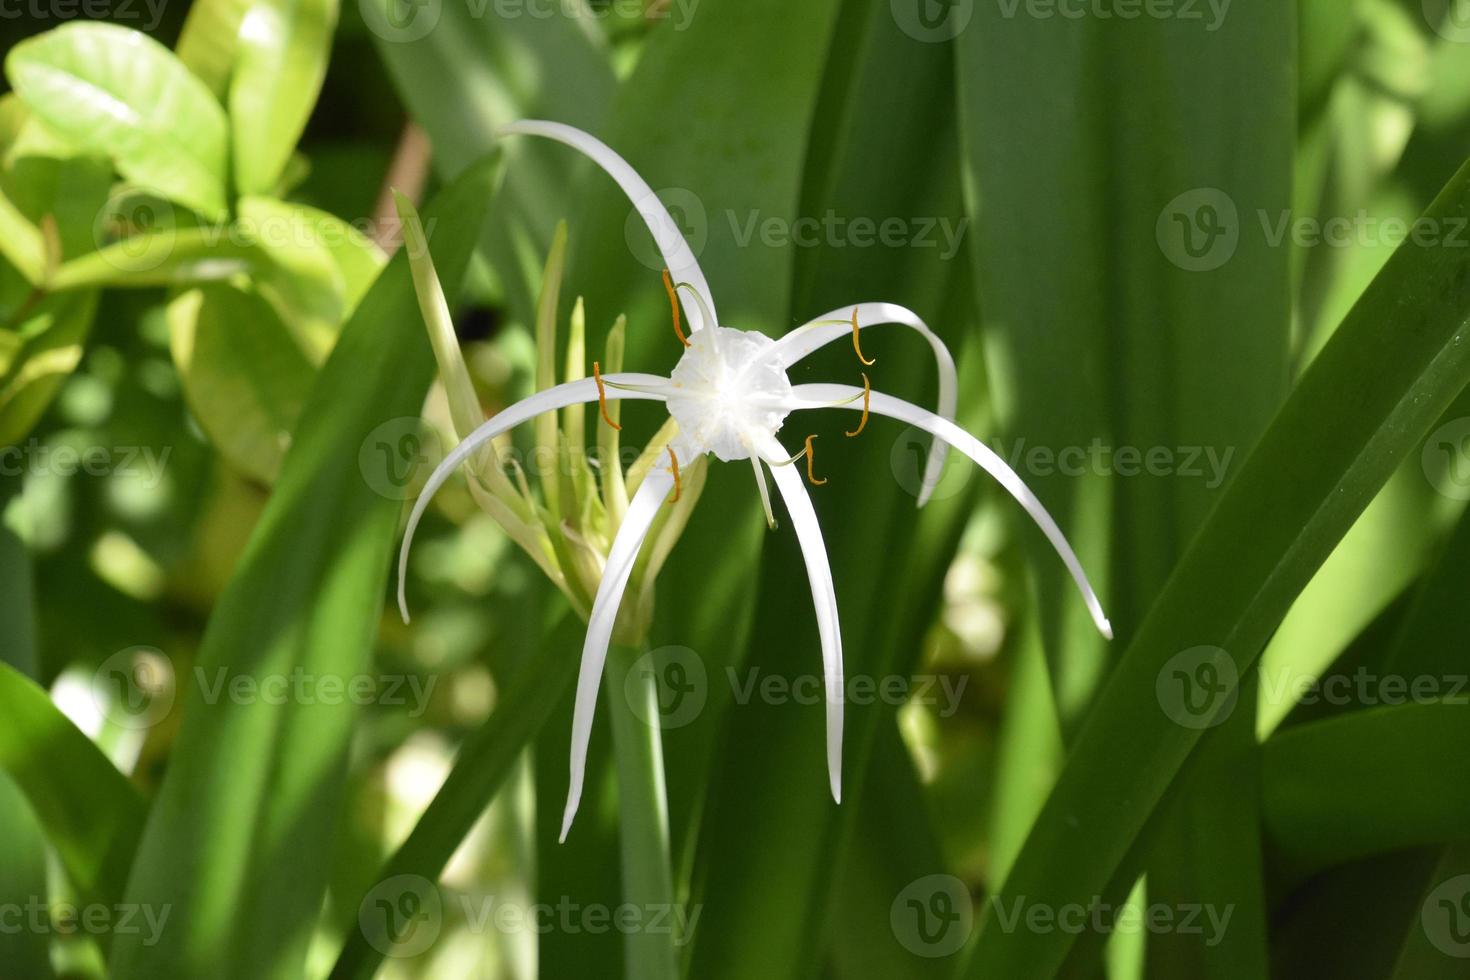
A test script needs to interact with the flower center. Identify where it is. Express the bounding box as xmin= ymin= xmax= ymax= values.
xmin=664 ymin=327 xmax=792 ymax=462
